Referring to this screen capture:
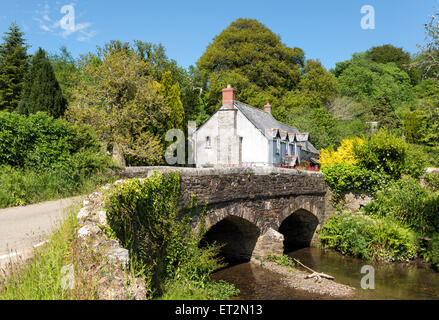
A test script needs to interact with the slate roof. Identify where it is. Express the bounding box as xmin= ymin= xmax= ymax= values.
xmin=234 ymin=101 xmax=320 ymax=155
xmin=234 ymin=101 xmax=300 ymax=134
